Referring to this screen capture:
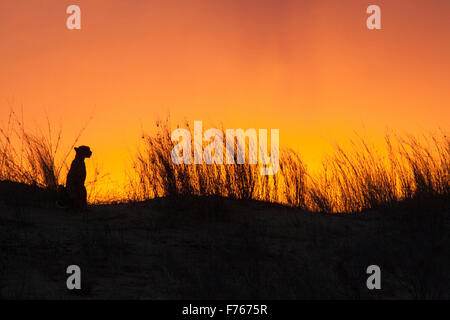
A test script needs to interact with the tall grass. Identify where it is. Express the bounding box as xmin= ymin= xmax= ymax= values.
xmin=308 ymin=133 xmax=449 ymax=213
xmin=1 ymin=111 xmax=69 ymax=189
xmin=130 ymin=119 xmax=449 ymax=213
xmin=127 ymin=119 xmax=304 ymax=205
